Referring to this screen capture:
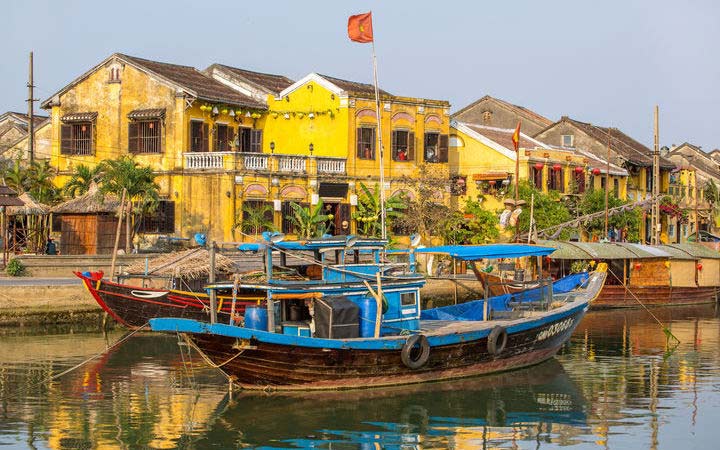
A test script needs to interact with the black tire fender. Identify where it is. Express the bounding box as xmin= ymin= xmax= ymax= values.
xmin=401 ymin=334 xmax=430 ymax=369
xmin=487 ymin=325 xmax=508 ymax=356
